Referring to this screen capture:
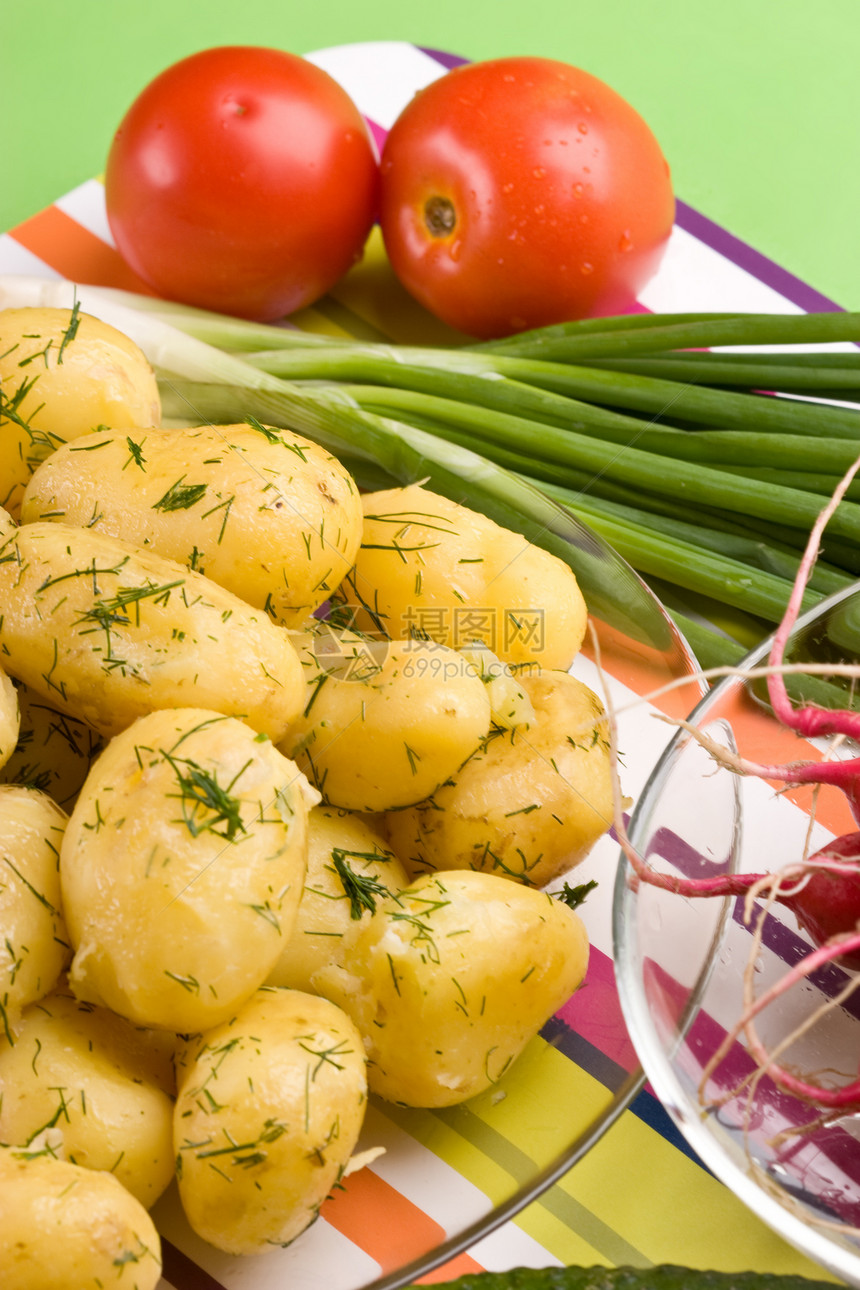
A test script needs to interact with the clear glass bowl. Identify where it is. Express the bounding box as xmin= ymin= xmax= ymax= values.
xmin=614 ymin=583 xmax=860 ymax=1288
